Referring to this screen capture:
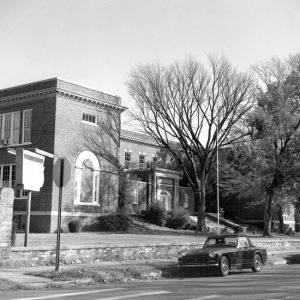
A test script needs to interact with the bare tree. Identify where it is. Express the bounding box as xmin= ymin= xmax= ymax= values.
xmin=81 ymin=108 xmax=121 ymax=171
xmin=127 ymin=56 xmax=257 ymax=232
